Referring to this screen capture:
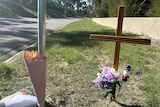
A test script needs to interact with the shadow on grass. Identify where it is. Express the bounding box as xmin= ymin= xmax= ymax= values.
xmin=47 ymin=29 xmax=140 ymax=49
xmin=47 ymin=30 xmax=115 ymax=48
xmin=115 ymin=101 xmax=142 ymax=107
